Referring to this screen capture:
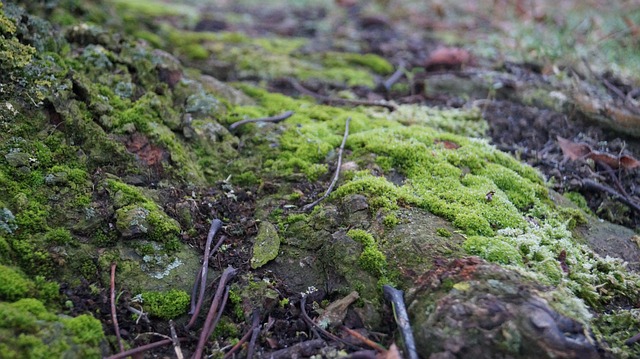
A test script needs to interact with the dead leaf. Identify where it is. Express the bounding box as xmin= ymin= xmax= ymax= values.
xmin=557 ymin=136 xmax=640 ymax=169
xmin=425 ymin=47 xmax=471 ymax=69
xmin=435 ymin=139 xmax=461 ymax=149
xmin=376 ymin=344 xmax=402 ymax=359
xmin=557 ymin=136 xmax=591 ymax=160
